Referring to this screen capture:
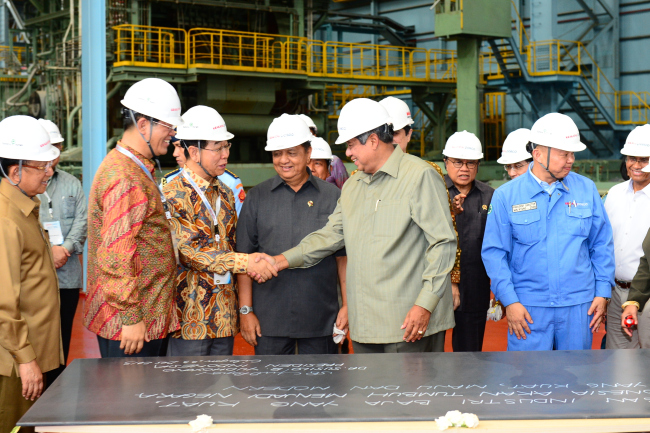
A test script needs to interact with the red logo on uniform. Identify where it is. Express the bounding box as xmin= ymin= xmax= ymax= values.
xmin=238 ymin=189 xmax=246 ymax=203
